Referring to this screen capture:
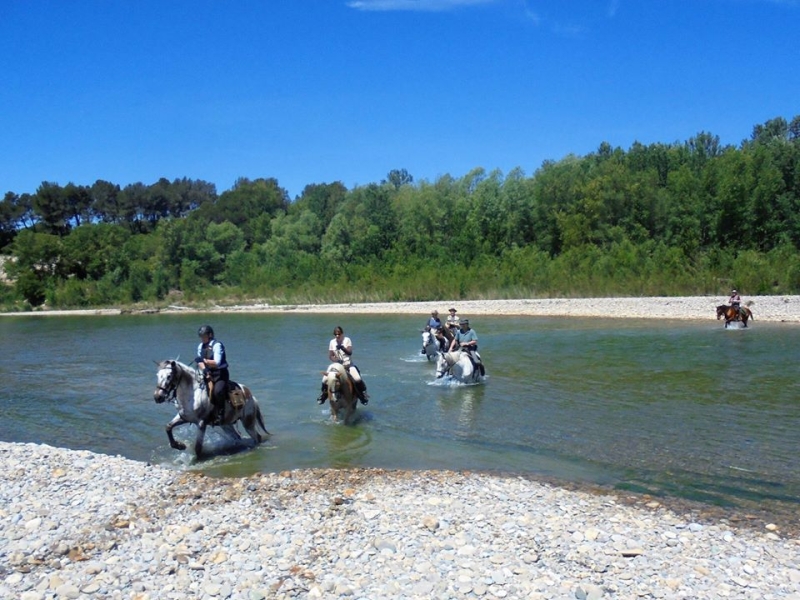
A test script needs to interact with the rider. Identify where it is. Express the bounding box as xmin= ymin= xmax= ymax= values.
xmin=729 ymin=289 xmax=743 ymax=319
xmin=195 ymin=325 xmax=229 ymax=425
xmin=445 ymin=307 xmax=460 ymax=331
xmin=422 ymin=310 xmax=444 ymax=354
xmin=450 ymin=319 xmax=477 ymax=354
xmin=317 ymin=326 xmax=369 ymax=405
